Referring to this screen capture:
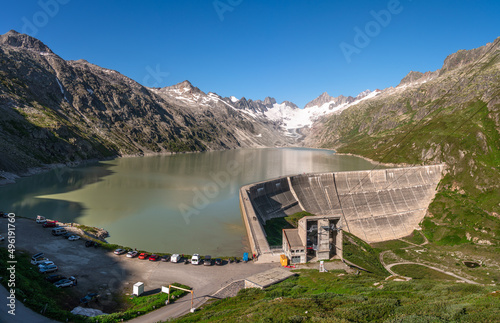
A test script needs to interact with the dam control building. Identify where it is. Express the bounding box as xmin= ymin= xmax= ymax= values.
xmin=240 ymin=165 xmax=444 ymax=264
